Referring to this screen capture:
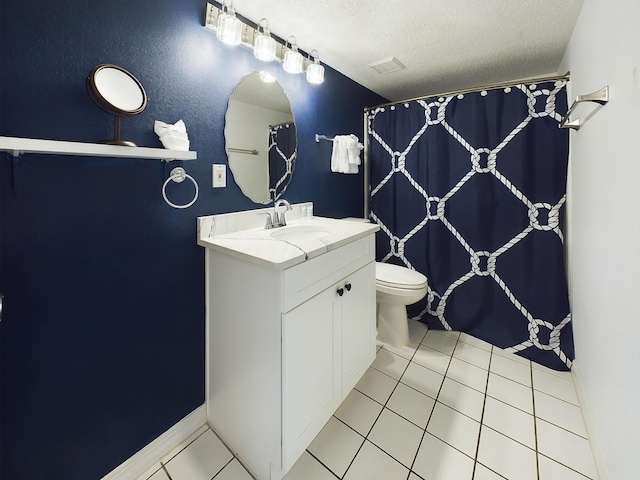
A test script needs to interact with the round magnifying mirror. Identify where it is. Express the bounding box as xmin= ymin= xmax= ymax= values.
xmin=86 ymin=64 xmax=148 ymax=146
